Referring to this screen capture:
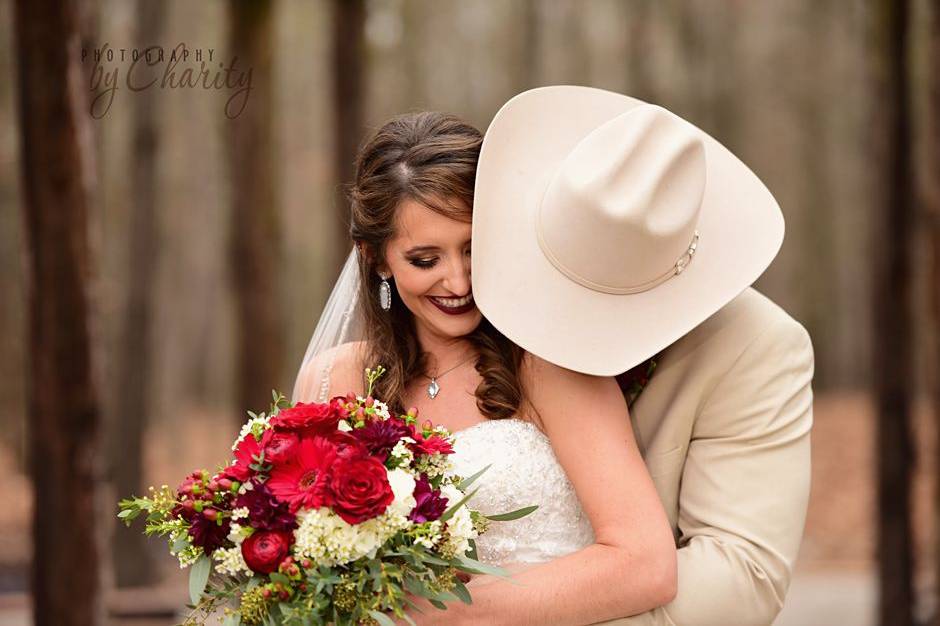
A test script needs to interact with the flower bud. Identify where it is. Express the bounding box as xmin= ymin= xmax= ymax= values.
xmin=203 ymin=508 xmax=218 ymax=521
xmin=301 ymin=558 xmax=312 ymax=569
xmin=217 ymin=477 xmax=233 ymax=490
xmin=365 ymin=396 xmax=375 ymax=407
xmin=261 ymin=587 xmax=272 ymax=599
xmin=279 ymin=589 xmax=290 ymax=601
